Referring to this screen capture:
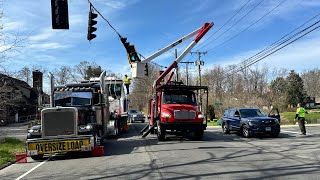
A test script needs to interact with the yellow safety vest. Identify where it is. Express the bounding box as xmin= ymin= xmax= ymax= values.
xmin=124 ymin=77 xmax=131 ymax=85
xmin=296 ymin=107 xmax=306 ymax=118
